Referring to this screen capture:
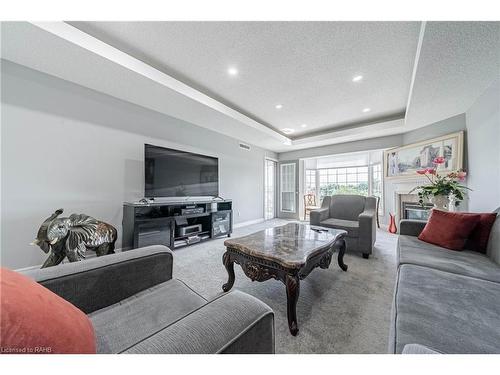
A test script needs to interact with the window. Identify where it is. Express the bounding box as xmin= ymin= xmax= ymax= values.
xmin=305 ymin=170 xmax=316 ymax=194
xmin=304 ymin=151 xmax=384 ymax=215
xmin=319 ymin=166 xmax=369 ymax=197
xmin=280 ymin=163 xmax=296 ymax=213
xmin=264 ymin=159 xmax=276 ymax=220
xmin=371 ymin=163 xmax=383 ymax=213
